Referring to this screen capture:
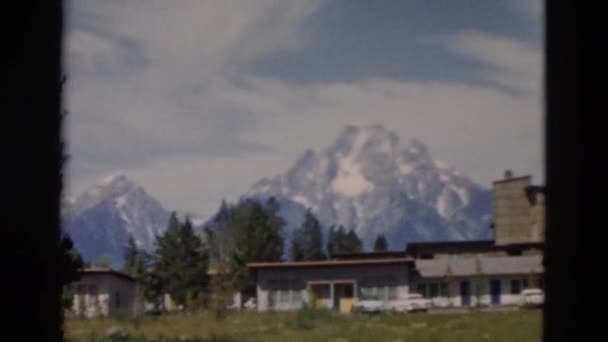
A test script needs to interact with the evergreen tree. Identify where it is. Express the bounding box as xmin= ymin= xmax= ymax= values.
xmin=326 ymin=224 xmax=336 ymax=257
xmin=122 ymin=235 xmax=140 ymax=276
xmin=59 ymin=232 xmax=84 ymax=314
xmin=345 ymin=229 xmax=363 ymax=253
xmin=205 ymin=200 xmax=233 ymax=265
xmin=290 ymin=209 xmax=325 ymax=261
xmin=59 ymin=232 xmax=84 ymax=284
xmin=373 ymin=234 xmax=388 ymax=252
xmin=122 ymin=234 xmax=157 ymax=310
xmin=227 ymin=198 xmax=284 ymax=297
xmin=326 ymin=225 xmax=363 ymax=254
xmin=154 ymin=212 xmax=210 ymax=310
